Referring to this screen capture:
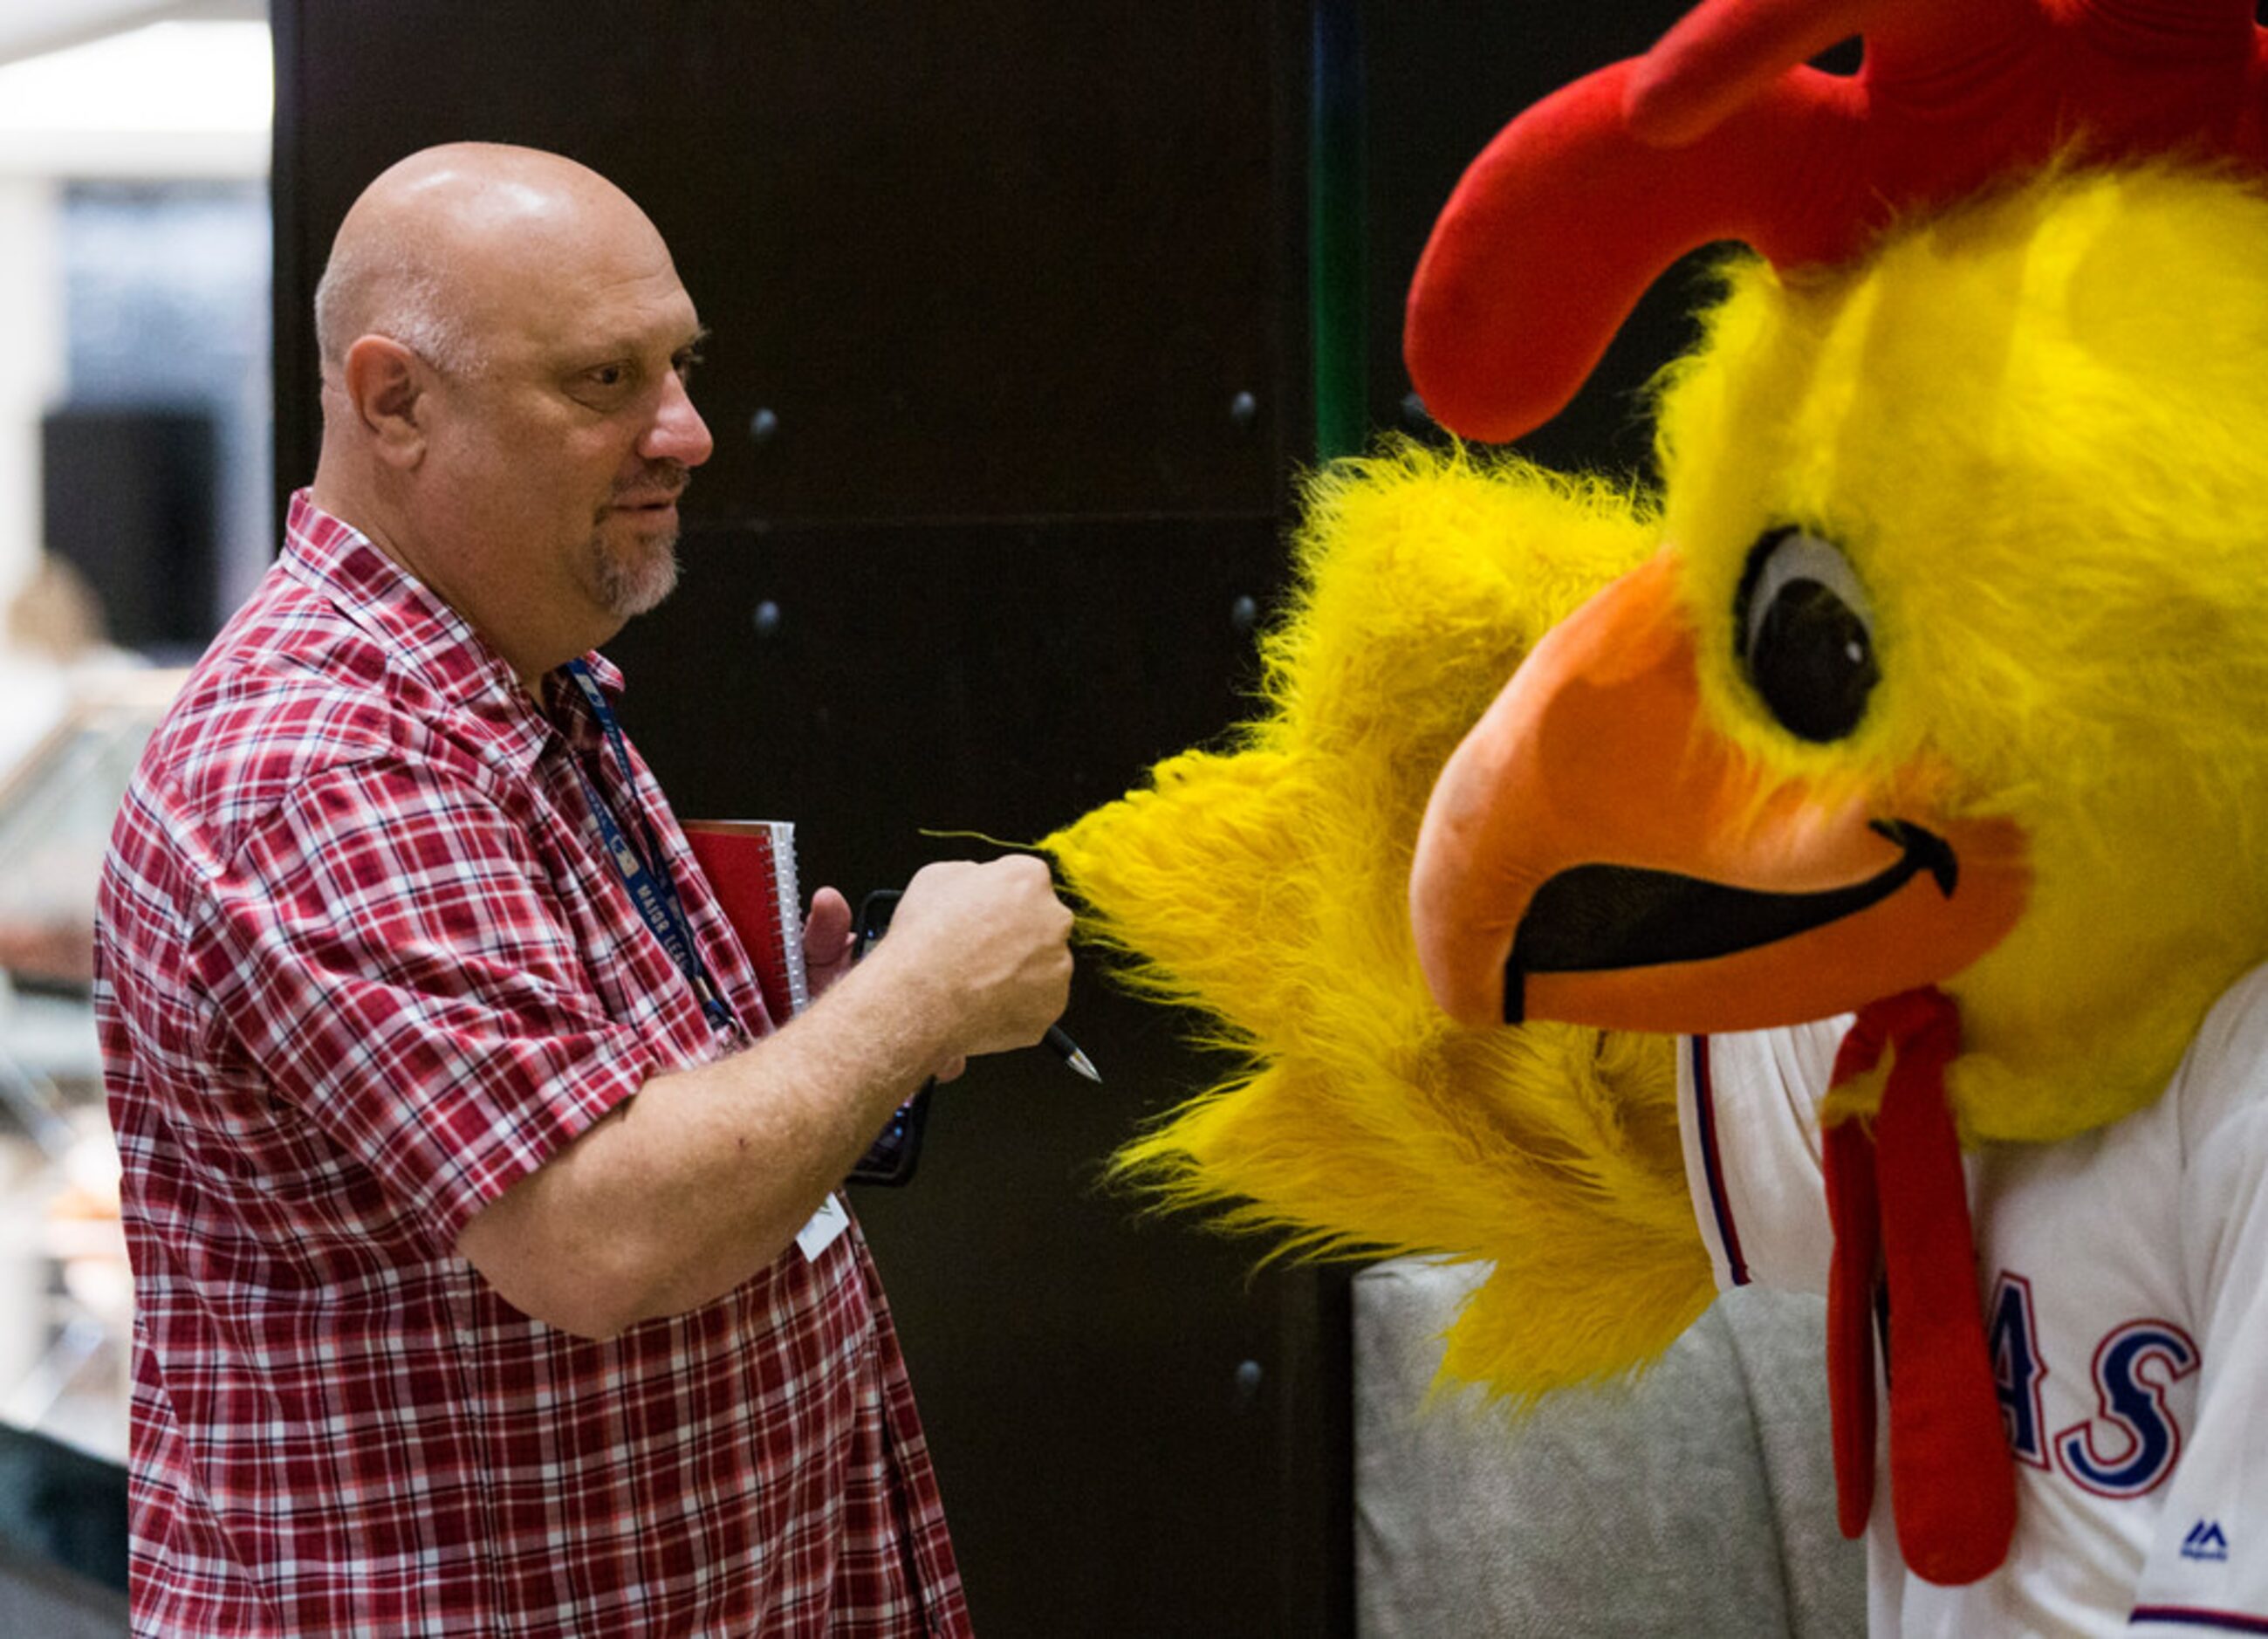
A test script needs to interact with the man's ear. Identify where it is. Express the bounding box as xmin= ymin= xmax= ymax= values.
xmin=340 ymin=335 xmax=431 ymax=466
